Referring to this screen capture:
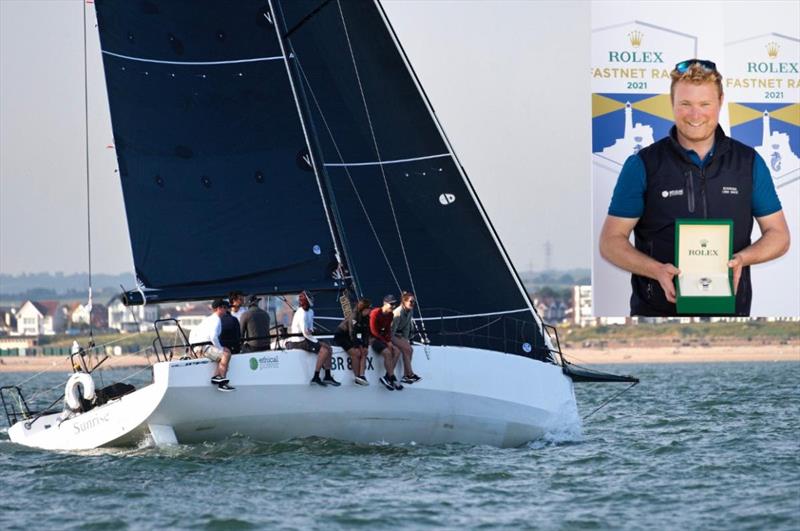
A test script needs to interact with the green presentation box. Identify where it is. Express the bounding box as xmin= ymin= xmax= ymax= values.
xmin=674 ymin=219 xmax=735 ymax=315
